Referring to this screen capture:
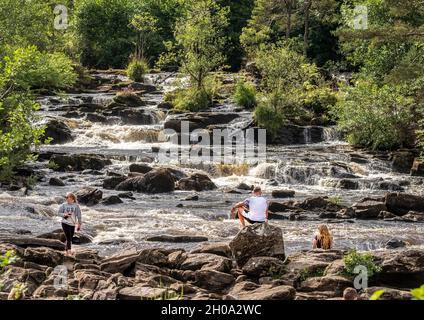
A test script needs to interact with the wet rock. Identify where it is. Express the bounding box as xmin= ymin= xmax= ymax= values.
xmin=385 ymin=193 xmax=424 ymax=215
xmin=272 ymin=190 xmax=295 ymax=198
xmin=146 ymin=235 xmax=208 ymax=243
xmin=157 ymin=101 xmax=173 ymax=110
xmin=269 ymin=125 xmax=324 ymax=145
xmin=378 ymin=181 xmax=404 ymax=191
xmin=400 ymin=211 xmax=424 ymax=222
xmin=49 ymin=154 xmax=112 ymax=172
xmin=337 ymin=179 xmax=359 ymax=190
xmin=100 ymin=248 xmax=140 ymax=274
xmin=183 ymin=194 xmax=199 ymax=201
xmin=352 ymin=200 xmax=387 ymax=219
xmin=118 ymin=285 xmax=169 ymax=300
xmin=372 ymin=249 xmax=424 ymax=288
xmin=75 ymin=187 xmax=103 ymax=206
xmin=268 ymin=201 xmax=292 ymax=212
xmin=236 ymin=183 xmax=253 ymax=191
xmin=177 ymin=173 xmax=216 ymax=191
xmin=86 ymin=113 xmax=108 ymax=123
xmin=282 ymin=250 xmax=344 ymax=286
xmin=385 ymin=239 xmax=407 ymax=249
xmin=180 ymin=253 xmax=232 ymax=273
xmin=128 ymin=82 xmax=157 ymax=93
xmin=390 ymin=151 xmax=415 ymax=174
xmin=229 ymin=281 xmax=296 ymax=300
xmin=117 ymin=192 xmax=136 ymax=200
xmin=116 ymin=169 xmax=175 ymax=193
xmin=411 ymin=158 xmax=424 ymax=176
xmin=100 ymin=195 xmax=124 ymax=205
xmin=298 ymin=276 xmax=352 ymax=297
xmin=129 ymin=163 xmax=153 ymax=174
xmin=23 ymin=247 xmax=64 ymax=267
xmin=114 ymin=109 xmax=158 ymax=125
xmin=164 ymin=112 xmax=240 ymax=132
xmin=298 ymin=197 xmax=343 ymax=212
xmin=242 ymin=257 xmax=285 ymax=278
xmin=49 ymin=177 xmax=65 ymax=187
xmin=378 ymin=211 xmax=397 ymax=220
xmin=113 ymin=92 xmax=143 ymax=107
xmin=194 ymin=270 xmax=235 ymax=292
xmin=103 ymin=176 xmax=127 ymax=190
xmin=0 ymin=266 xmax=46 ymax=296
xmin=42 ymin=119 xmax=74 ymax=144
xmin=229 ymin=224 xmax=285 ymax=267
xmin=0 ymin=236 xmax=65 ymax=251
xmin=360 ymin=287 xmax=412 ymax=300
xmin=191 ymin=243 xmax=232 ymax=258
